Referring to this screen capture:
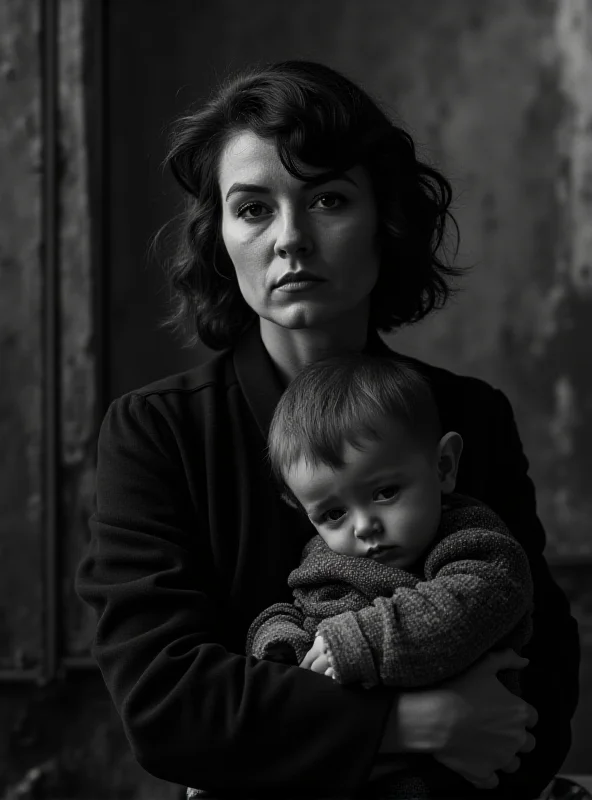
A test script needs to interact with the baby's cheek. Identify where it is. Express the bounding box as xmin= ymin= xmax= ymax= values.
xmin=321 ymin=534 xmax=354 ymax=557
